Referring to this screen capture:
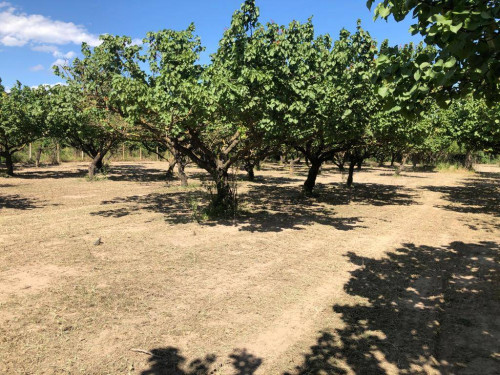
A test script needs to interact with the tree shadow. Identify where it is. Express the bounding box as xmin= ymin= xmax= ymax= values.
xmin=138 ymin=347 xmax=261 ymax=375
xmin=424 ymin=173 xmax=499 ymax=217
xmin=107 ymin=164 xmax=173 ymax=182
xmin=90 ymin=184 xmax=364 ymax=232
xmin=90 ymin=190 xmax=205 ymax=223
xmin=378 ymin=173 xmax=429 ymax=179
xmin=16 ymin=169 xmax=88 ymax=179
xmin=318 ymin=182 xmax=418 ymax=207
xmin=290 ymin=241 xmax=500 ymax=375
xmin=0 ymin=194 xmax=45 ymax=210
